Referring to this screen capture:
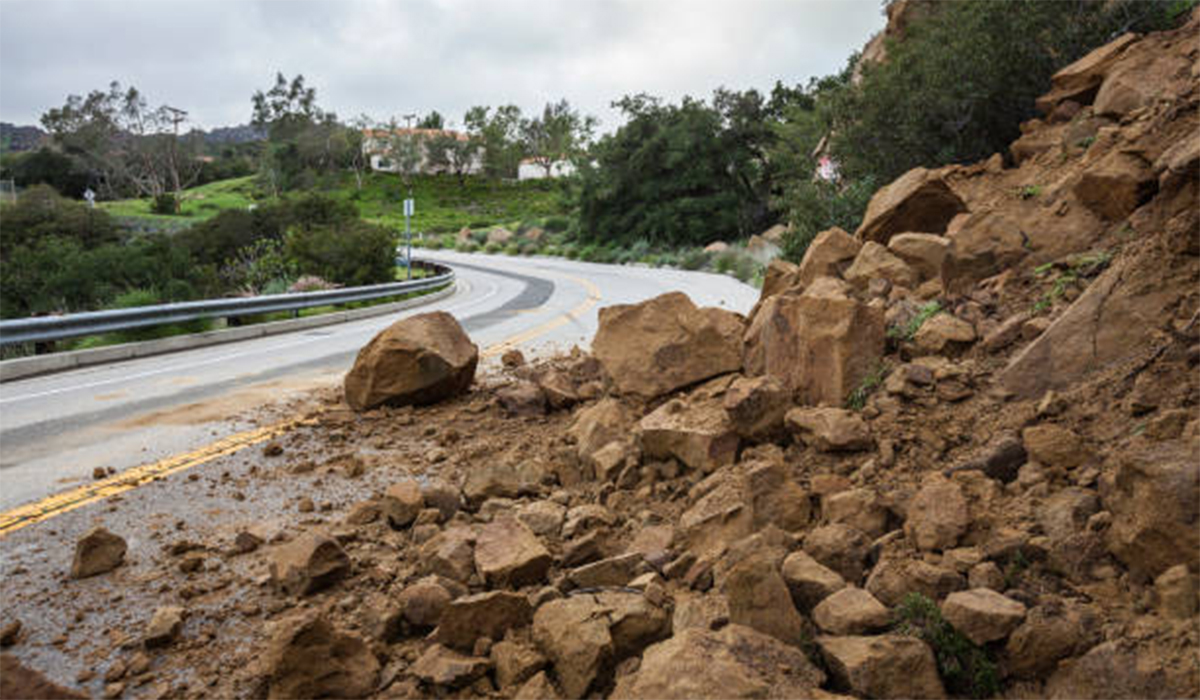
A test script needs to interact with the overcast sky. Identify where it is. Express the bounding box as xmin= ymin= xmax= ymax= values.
xmin=0 ymin=0 xmax=886 ymax=133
